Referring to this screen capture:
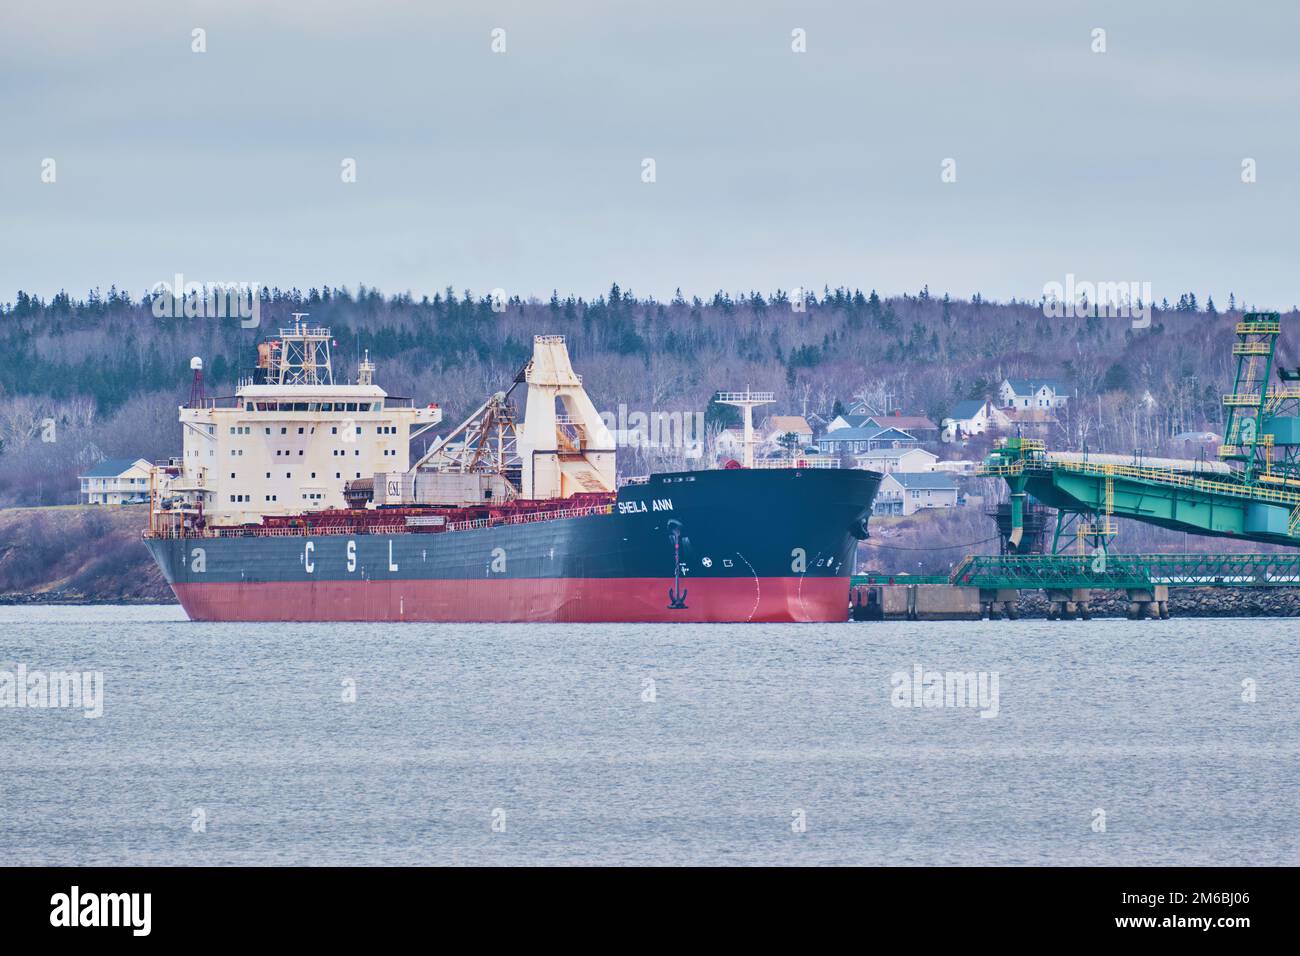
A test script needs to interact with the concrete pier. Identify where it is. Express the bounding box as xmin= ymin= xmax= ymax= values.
xmin=1045 ymin=587 xmax=1093 ymax=620
xmin=851 ymin=583 xmax=982 ymax=621
xmin=849 ymin=582 xmax=1174 ymax=621
xmin=1125 ymin=585 xmax=1169 ymax=620
xmin=978 ymin=587 xmax=1021 ymax=620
